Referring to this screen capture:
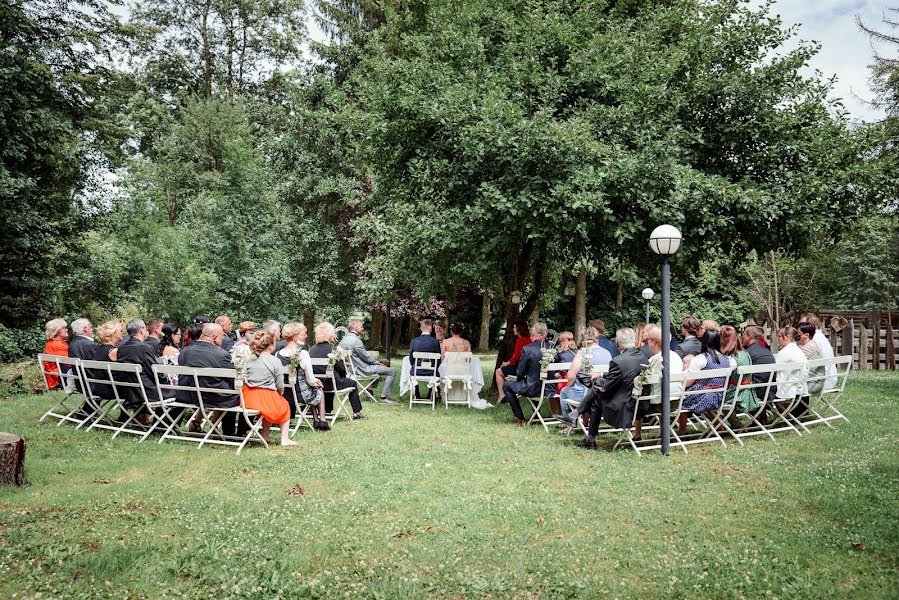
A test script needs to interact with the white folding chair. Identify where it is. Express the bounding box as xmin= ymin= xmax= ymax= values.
xmin=524 ymin=362 xmax=570 ymax=431
xmin=560 ymin=364 xmax=609 ymax=436
xmin=188 ymin=367 xmax=266 ymax=454
xmin=78 ymin=360 xmax=160 ymax=440
xmin=442 ymin=351 xmax=474 ymax=408
xmin=668 ymin=367 xmax=734 ymax=453
xmin=614 ymin=382 xmax=667 ymax=455
xmin=408 ymin=352 xmax=441 ymax=409
xmin=310 ymin=357 xmax=355 ymax=425
xmin=151 ymin=364 xmax=208 ymax=444
xmin=36 ymin=354 xmax=87 ymax=426
xmin=343 ymin=356 xmax=381 ymax=402
xmin=764 ymin=361 xmax=808 ymax=438
xmin=795 ymin=356 xmax=852 ymax=430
